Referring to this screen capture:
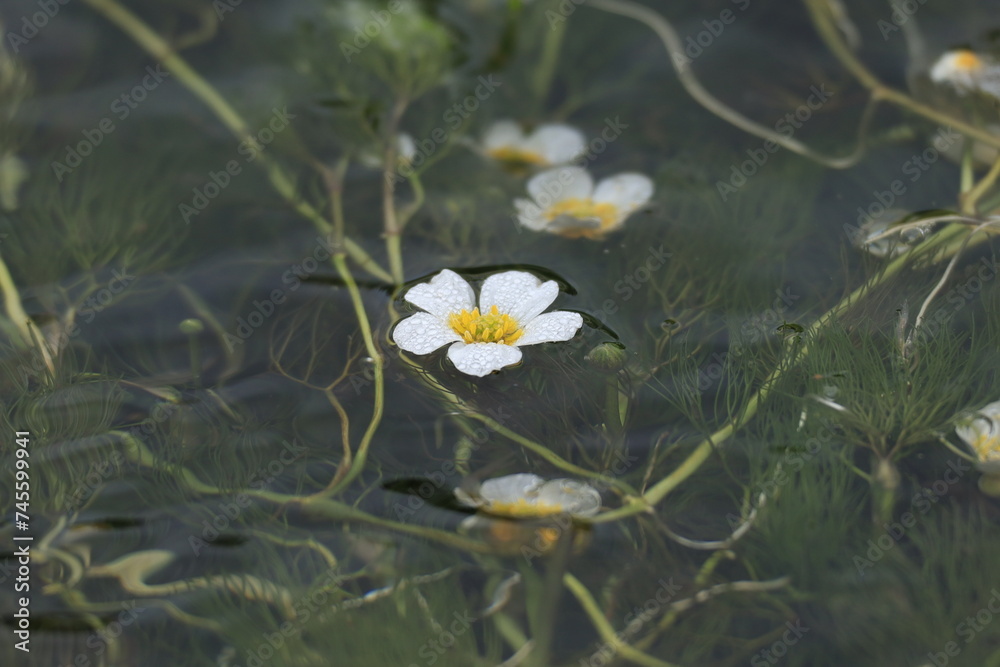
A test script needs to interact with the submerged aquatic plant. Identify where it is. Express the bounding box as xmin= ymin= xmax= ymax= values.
xmin=514 ymin=165 xmax=654 ymax=239
xmin=391 ymin=269 xmax=583 ymax=376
